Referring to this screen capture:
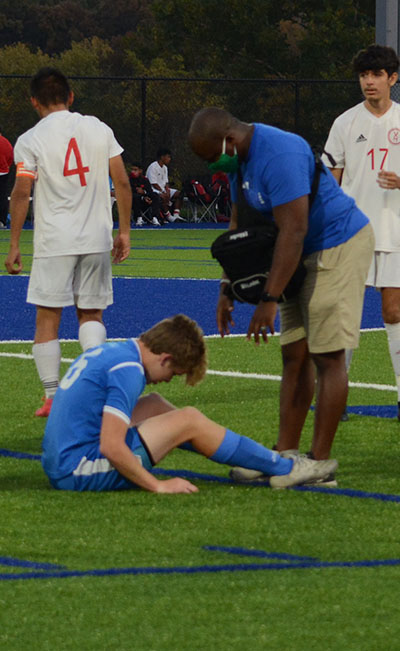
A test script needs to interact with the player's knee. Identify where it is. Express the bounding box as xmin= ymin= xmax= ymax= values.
xmin=179 ymin=405 xmax=202 ymax=427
